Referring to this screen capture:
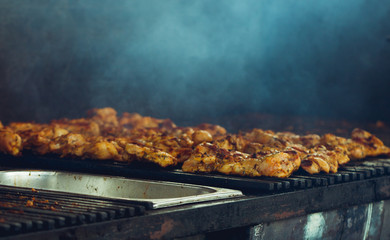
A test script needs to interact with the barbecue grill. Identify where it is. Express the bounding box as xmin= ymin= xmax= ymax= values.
xmin=1 ymin=153 xmax=390 ymax=239
xmin=1 ymin=1 xmax=390 ymax=239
